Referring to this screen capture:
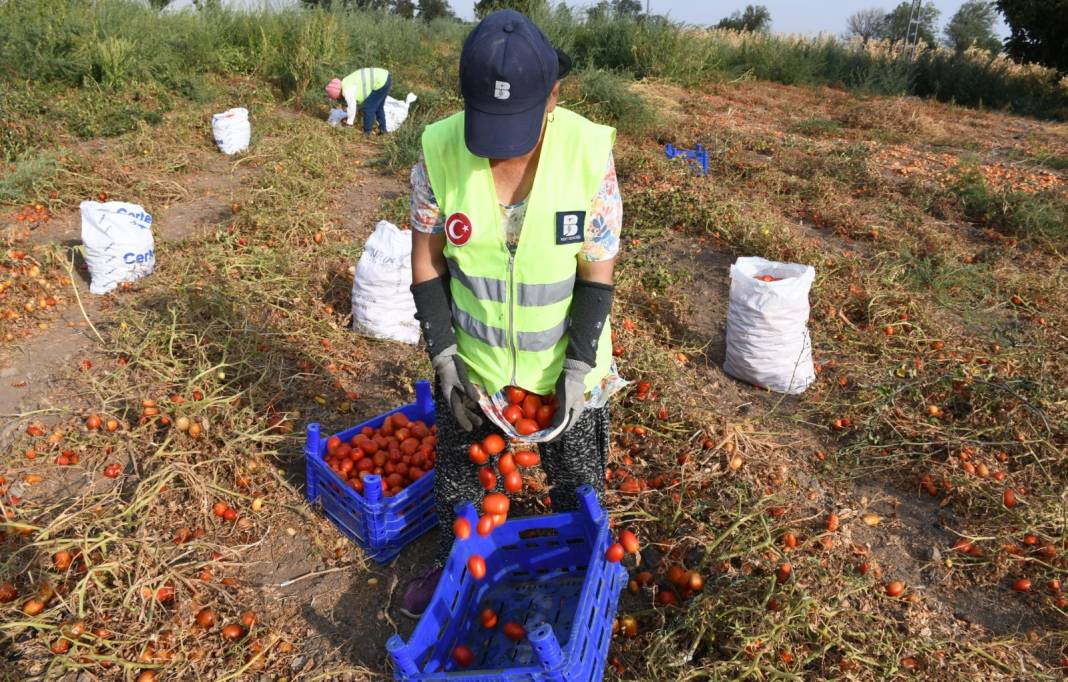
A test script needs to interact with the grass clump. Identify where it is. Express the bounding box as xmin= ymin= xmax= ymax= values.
xmin=570 ymin=69 xmax=655 ymax=136
xmin=945 ymin=168 xmax=1068 ymax=251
